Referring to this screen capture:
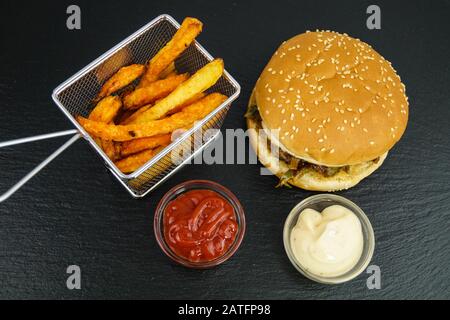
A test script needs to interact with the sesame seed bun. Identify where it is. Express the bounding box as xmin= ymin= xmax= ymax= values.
xmin=254 ymin=31 xmax=408 ymax=166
